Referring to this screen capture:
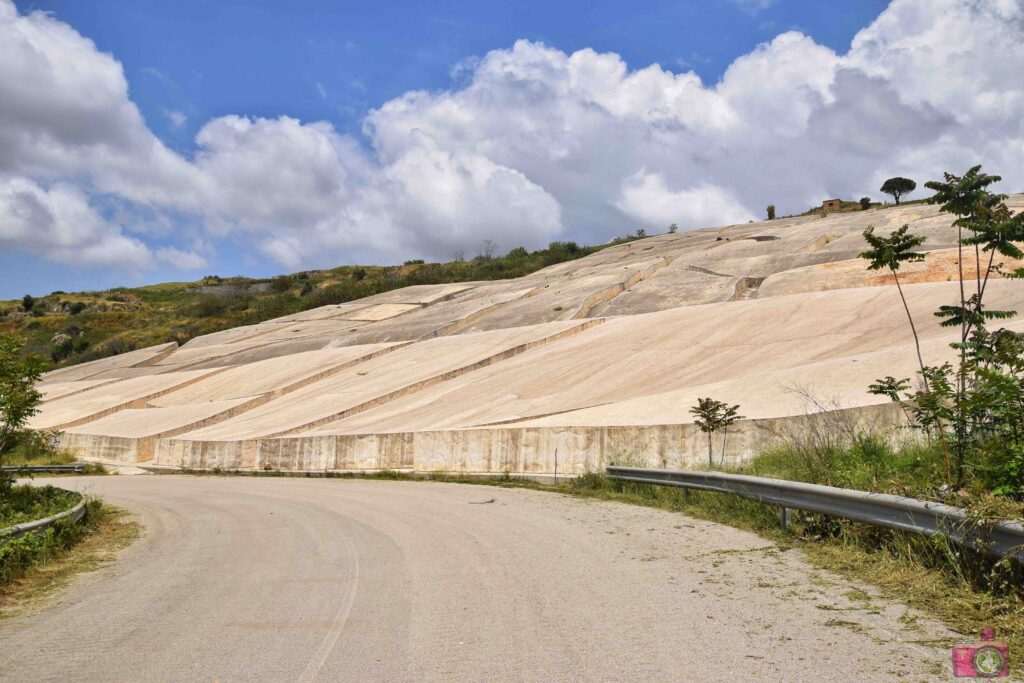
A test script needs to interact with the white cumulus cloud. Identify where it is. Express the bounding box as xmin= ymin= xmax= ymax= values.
xmin=0 ymin=177 xmax=151 ymax=267
xmin=0 ymin=1 xmax=200 ymax=208
xmin=156 ymin=246 xmax=207 ymax=270
xmin=615 ymin=173 xmax=755 ymax=228
xmin=0 ymin=0 xmax=1023 ymax=276
xmin=165 ymin=110 xmax=187 ymax=128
